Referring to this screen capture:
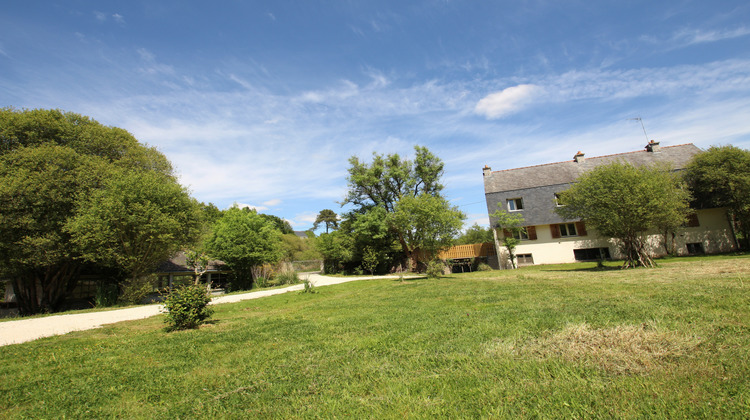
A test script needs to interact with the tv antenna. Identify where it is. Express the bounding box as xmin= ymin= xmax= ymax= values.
xmin=628 ymin=117 xmax=650 ymax=143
